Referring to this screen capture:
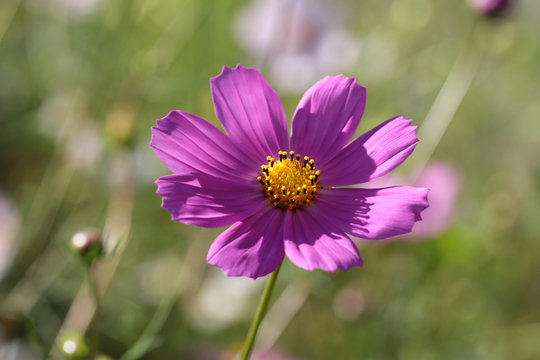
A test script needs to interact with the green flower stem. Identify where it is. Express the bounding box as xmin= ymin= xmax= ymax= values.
xmin=240 ymin=262 xmax=283 ymax=360
xmin=86 ymin=267 xmax=101 ymax=311
xmin=413 ymin=19 xmax=482 ymax=174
